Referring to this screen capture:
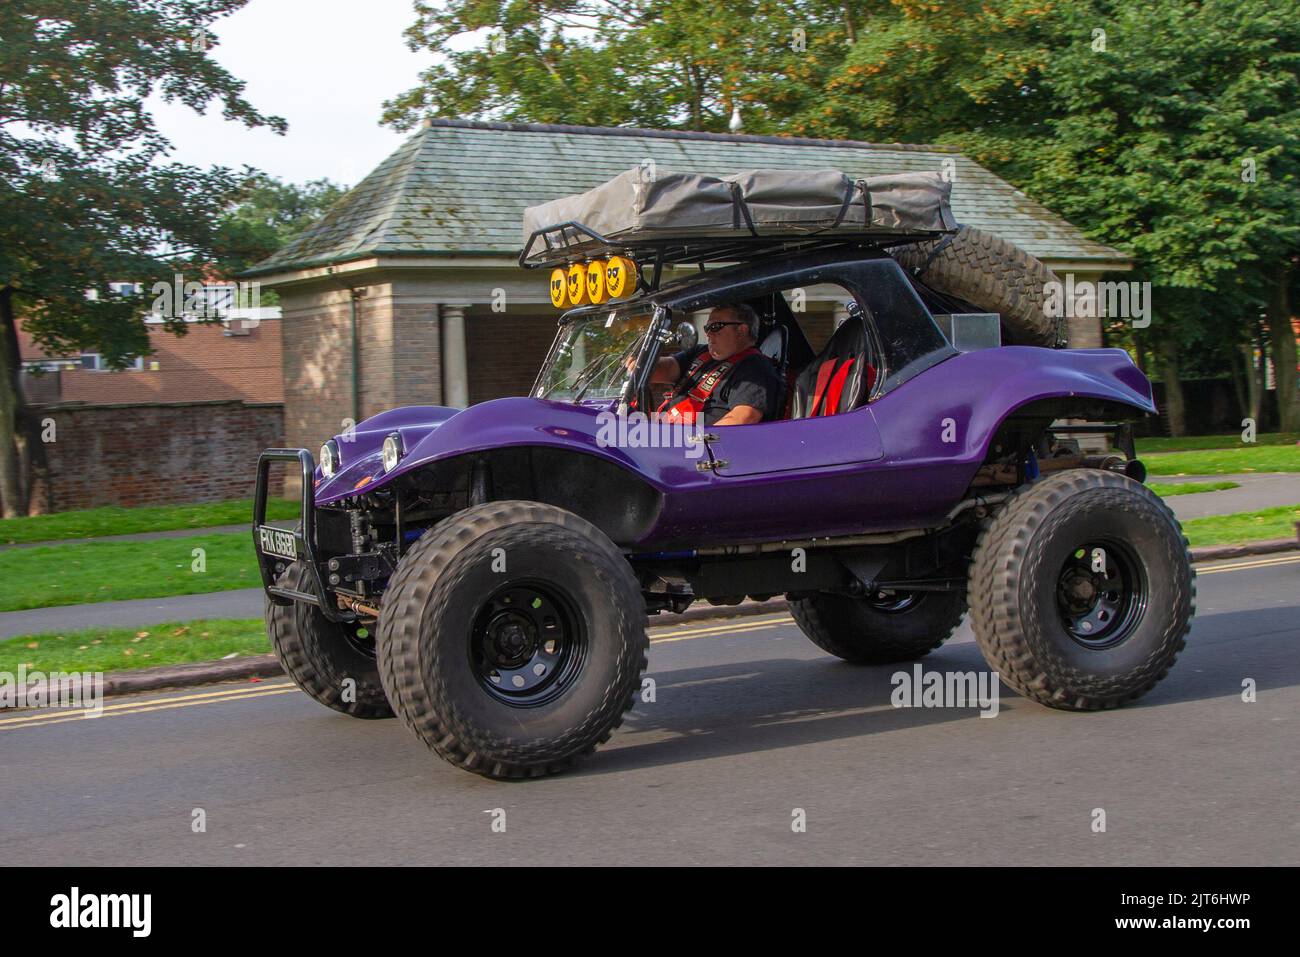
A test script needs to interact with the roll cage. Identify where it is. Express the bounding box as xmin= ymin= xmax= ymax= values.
xmin=539 ymin=245 xmax=960 ymax=412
